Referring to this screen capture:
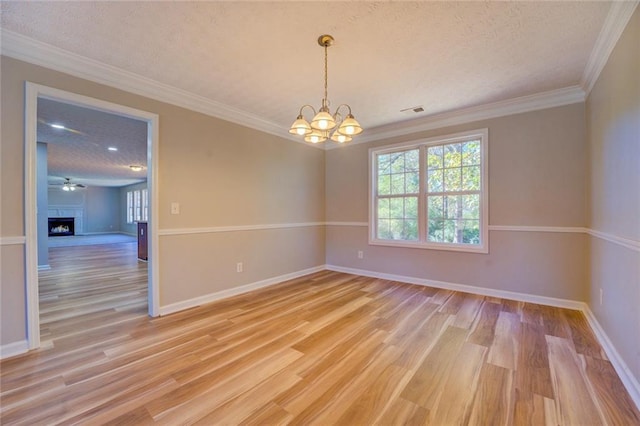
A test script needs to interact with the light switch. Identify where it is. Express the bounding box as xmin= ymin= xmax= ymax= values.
xmin=171 ymin=202 xmax=180 ymax=214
